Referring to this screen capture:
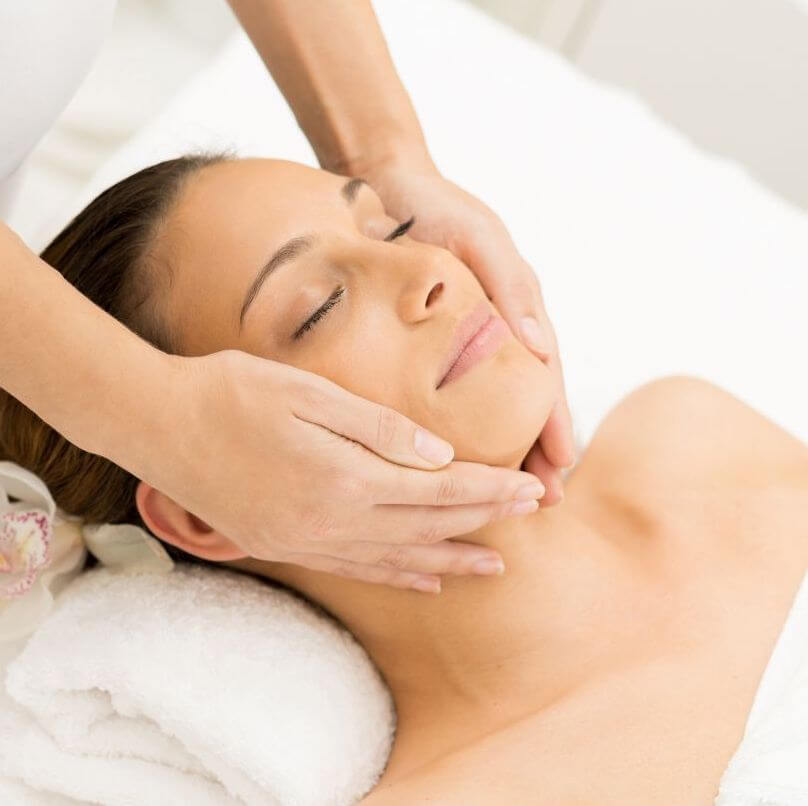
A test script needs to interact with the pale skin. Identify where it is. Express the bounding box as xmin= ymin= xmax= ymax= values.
xmin=132 ymin=158 xmax=808 ymax=804
xmin=0 ymin=0 xmax=573 ymax=591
